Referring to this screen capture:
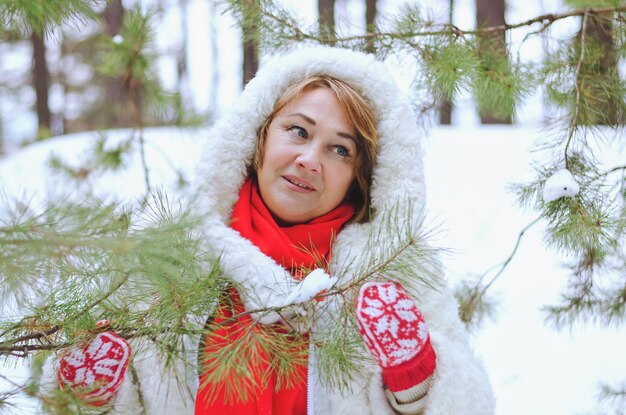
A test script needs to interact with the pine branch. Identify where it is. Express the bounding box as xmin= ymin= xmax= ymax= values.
xmin=0 ymin=273 xmax=129 ymax=354
xmin=0 ymin=325 xmax=60 ymax=346
xmin=2 ymin=342 xmax=70 ymax=356
xmin=0 ymin=0 xmax=101 ymax=34
xmin=204 ymin=235 xmax=429 ymax=330
xmin=485 ymin=218 xmax=541 ymax=292
xmin=598 ymin=381 xmax=626 ymax=406
xmin=0 ymin=372 xmax=56 ymax=409
xmin=96 ymin=5 xmax=169 ymax=195
xmin=312 ymin=313 xmax=365 ymax=392
xmin=0 ymin=190 xmax=221 ymax=365
xmin=543 ymin=242 xmax=625 ymax=329
xmin=124 ymin=20 xmax=151 ymax=196
xmin=514 ymin=146 xmax=624 ymax=330
xmin=136 ymin=128 xmax=152 ymax=196
xmin=462 ymin=5 xmax=626 ymax=36
xmin=128 ymin=364 xmax=147 ymax=414
xmin=254 ymin=3 xmax=626 ymax=46
xmin=597 ymin=165 xmax=626 ymax=178
xmin=196 ymin=207 xmax=442 ymax=396
xmin=544 ymin=281 xmax=626 ymax=329
xmin=199 ymin=317 xmax=308 ymax=405
xmin=457 ymin=216 xmax=542 ymax=328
